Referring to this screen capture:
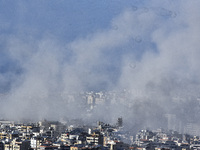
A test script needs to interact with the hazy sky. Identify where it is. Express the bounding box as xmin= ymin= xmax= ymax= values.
xmin=0 ymin=0 xmax=147 ymax=93
xmin=1 ymin=0 xmax=200 ymax=131
xmin=0 ymin=0 xmax=141 ymax=42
